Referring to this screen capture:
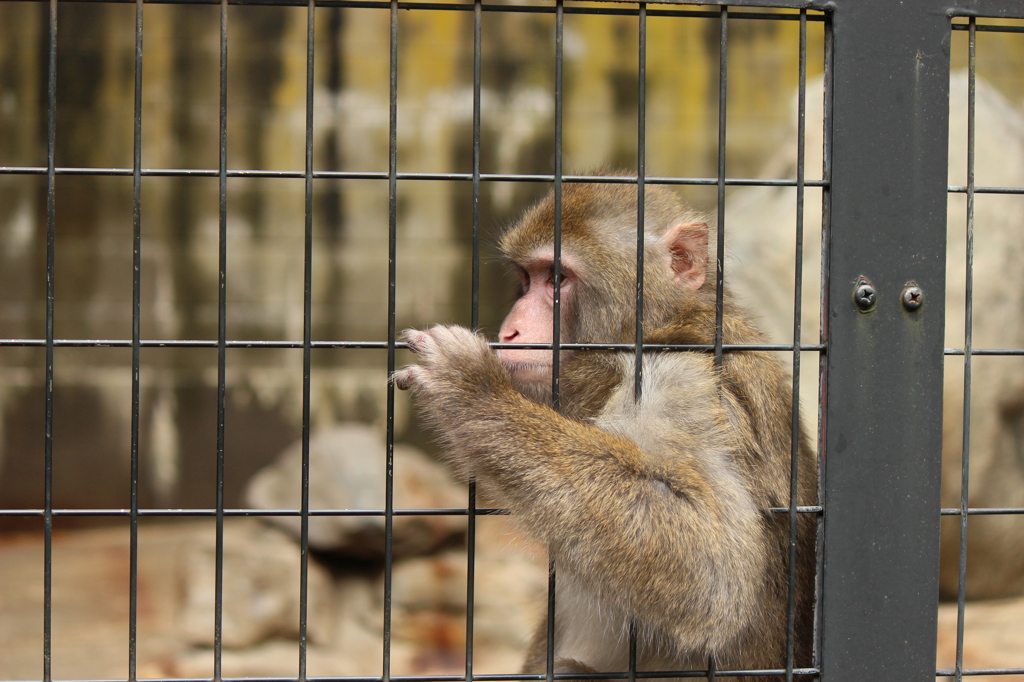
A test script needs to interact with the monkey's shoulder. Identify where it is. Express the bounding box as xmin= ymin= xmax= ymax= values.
xmin=644 ymin=318 xmax=713 ymax=347
xmin=646 ymin=297 xmax=776 ymax=347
